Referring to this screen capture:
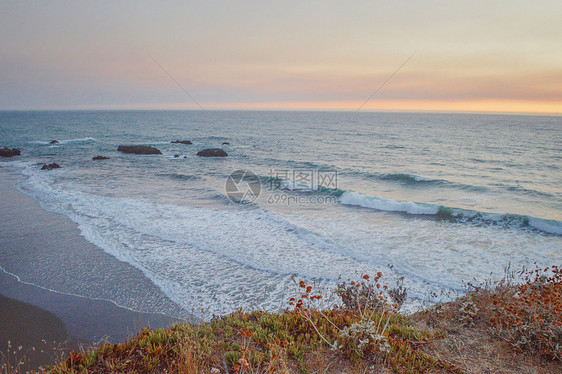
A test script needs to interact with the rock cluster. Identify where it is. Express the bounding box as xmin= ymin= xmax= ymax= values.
xmin=0 ymin=148 xmax=21 ymax=157
xmin=41 ymin=163 xmax=61 ymax=170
